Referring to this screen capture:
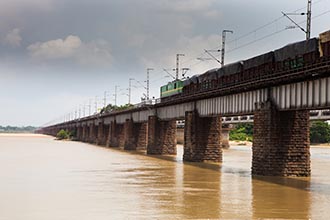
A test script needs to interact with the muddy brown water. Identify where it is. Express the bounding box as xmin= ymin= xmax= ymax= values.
xmin=0 ymin=134 xmax=329 ymax=219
